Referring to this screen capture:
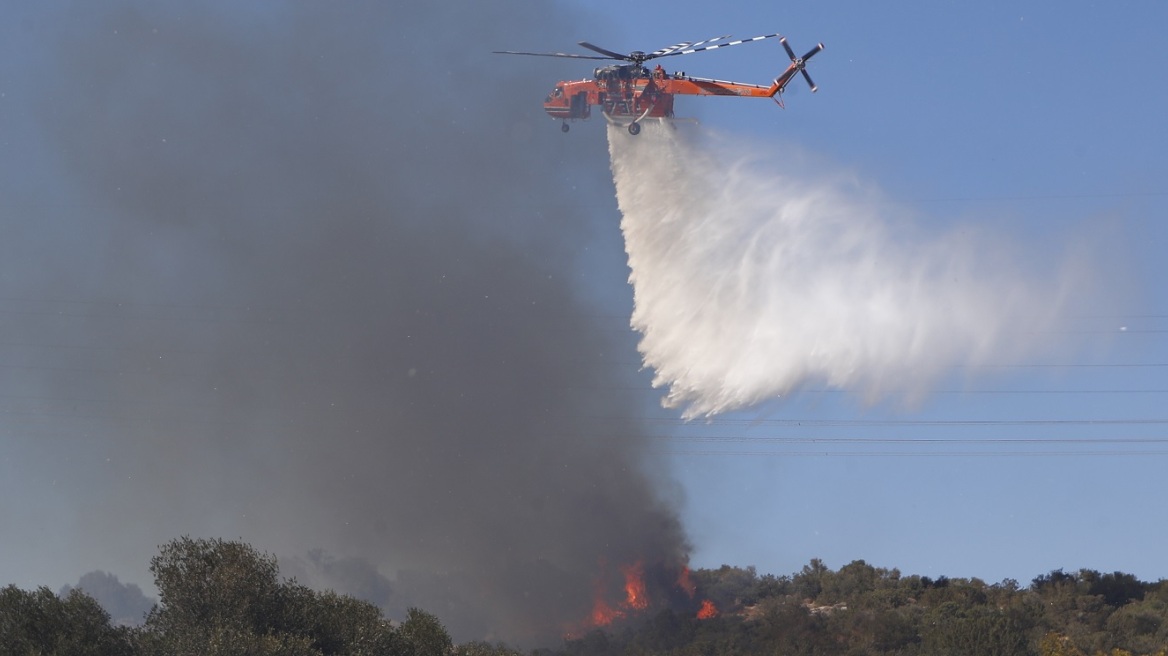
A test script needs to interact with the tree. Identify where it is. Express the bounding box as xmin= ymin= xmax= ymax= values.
xmin=399 ymin=607 xmax=452 ymax=656
xmin=1083 ymin=571 xmax=1148 ymax=608
xmin=453 ymin=641 xmax=524 ymax=656
xmin=0 ymin=585 xmax=133 ymax=656
xmin=1032 ymin=569 xmax=1080 ymax=593
xmin=145 ymin=535 xmax=283 ymax=640
xmin=1039 ymin=632 xmax=1086 ymax=656
xmin=690 ymin=565 xmax=762 ymax=610
xmin=1103 ymin=598 xmax=1168 ymax=655
xmin=792 ymin=558 xmax=830 ymax=601
xmin=139 ymin=536 xmax=412 ymax=656
xmin=277 ymin=584 xmax=401 ymax=656
xmin=920 ymin=602 xmax=1032 ymax=656
xmin=821 ymin=559 xmax=880 ymax=603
